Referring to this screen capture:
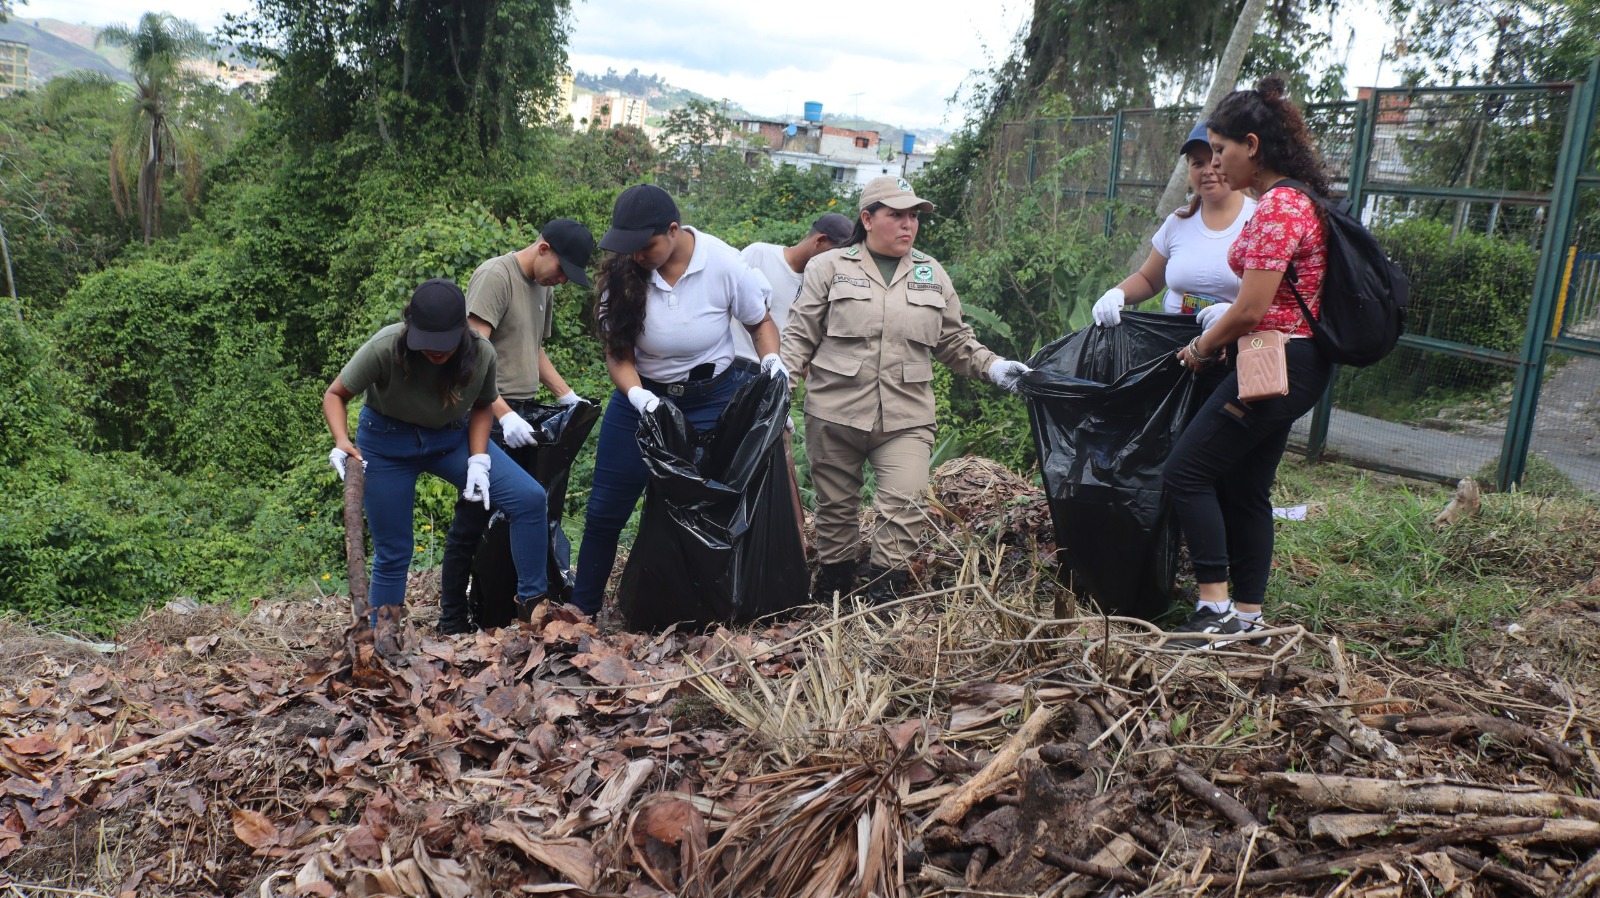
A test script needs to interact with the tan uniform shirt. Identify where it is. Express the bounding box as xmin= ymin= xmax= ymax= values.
xmin=781 ymin=245 xmax=999 ymax=432
xmin=465 ymin=250 xmax=554 ymax=402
